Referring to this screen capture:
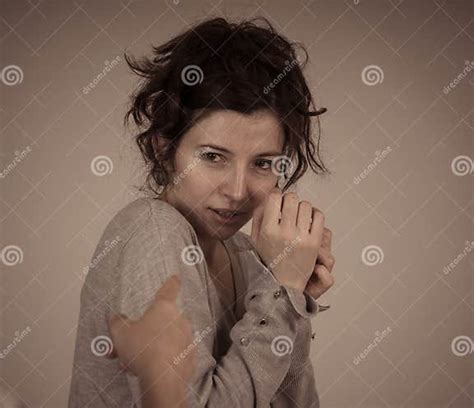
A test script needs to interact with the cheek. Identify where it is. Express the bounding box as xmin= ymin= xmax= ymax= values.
xmin=249 ymin=179 xmax=277 ymax=203
xmin=189 ymin=166 xmax=230 ymax=189
xmin=173 ymin=167 xmax=218 ymax=199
